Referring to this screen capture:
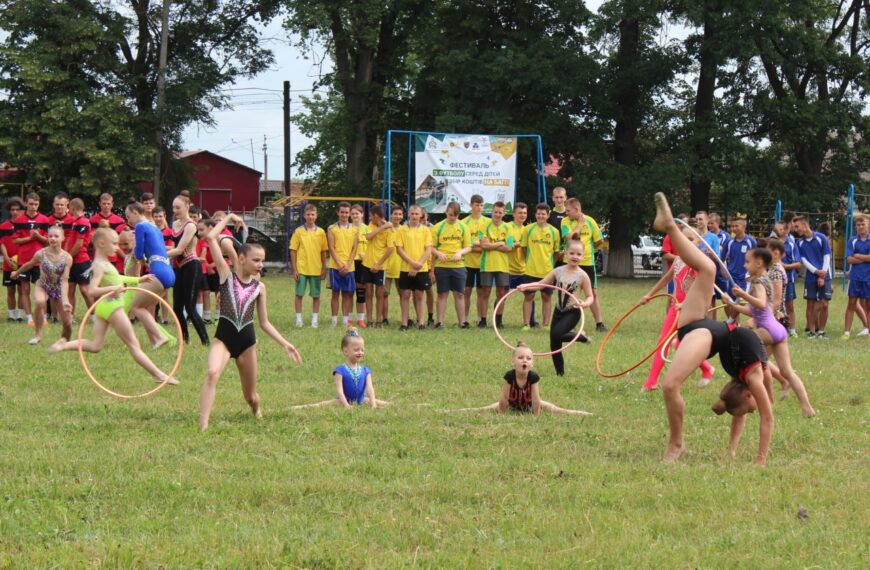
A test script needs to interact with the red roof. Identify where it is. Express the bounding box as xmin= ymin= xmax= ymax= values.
xmin=176 ymin=150 xmax=262 ymax=176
